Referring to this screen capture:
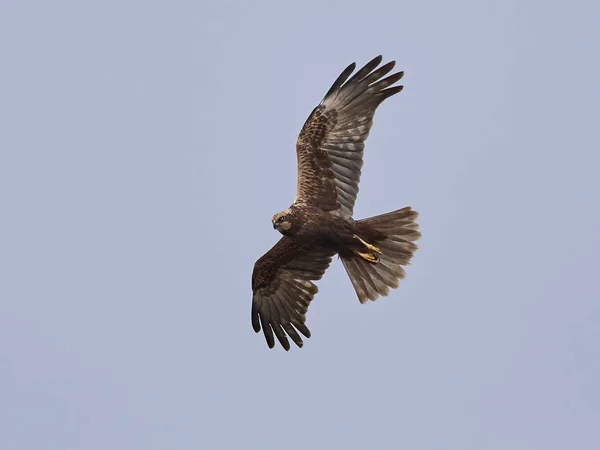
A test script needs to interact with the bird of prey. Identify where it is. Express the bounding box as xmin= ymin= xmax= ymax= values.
xmin=251 ymin=56 xmax=421 ymax=350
